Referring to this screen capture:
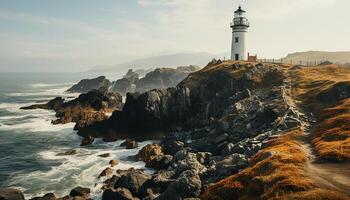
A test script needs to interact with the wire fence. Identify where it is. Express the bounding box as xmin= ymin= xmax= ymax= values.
xmin=256 ymin=59 xmax=328 ymax=67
